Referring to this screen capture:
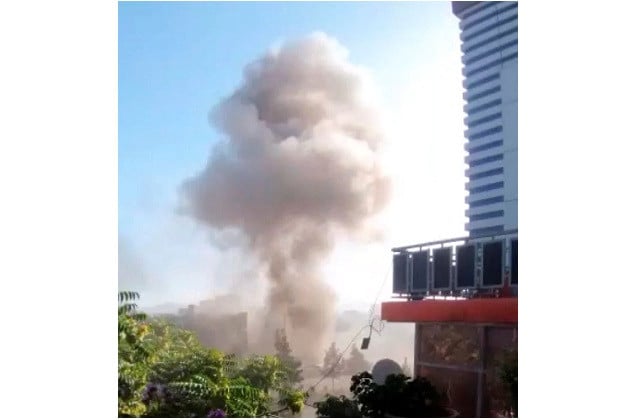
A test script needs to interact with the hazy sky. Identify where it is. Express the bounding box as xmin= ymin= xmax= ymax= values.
xmin=119 ymin=1 xmax=467 ymax=309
